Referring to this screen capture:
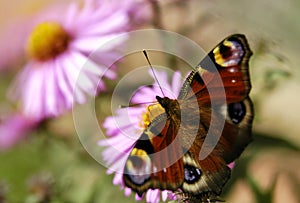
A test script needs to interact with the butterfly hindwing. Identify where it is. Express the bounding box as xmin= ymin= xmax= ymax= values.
xmin=181 ymin=152 xmax=230 ymax=198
